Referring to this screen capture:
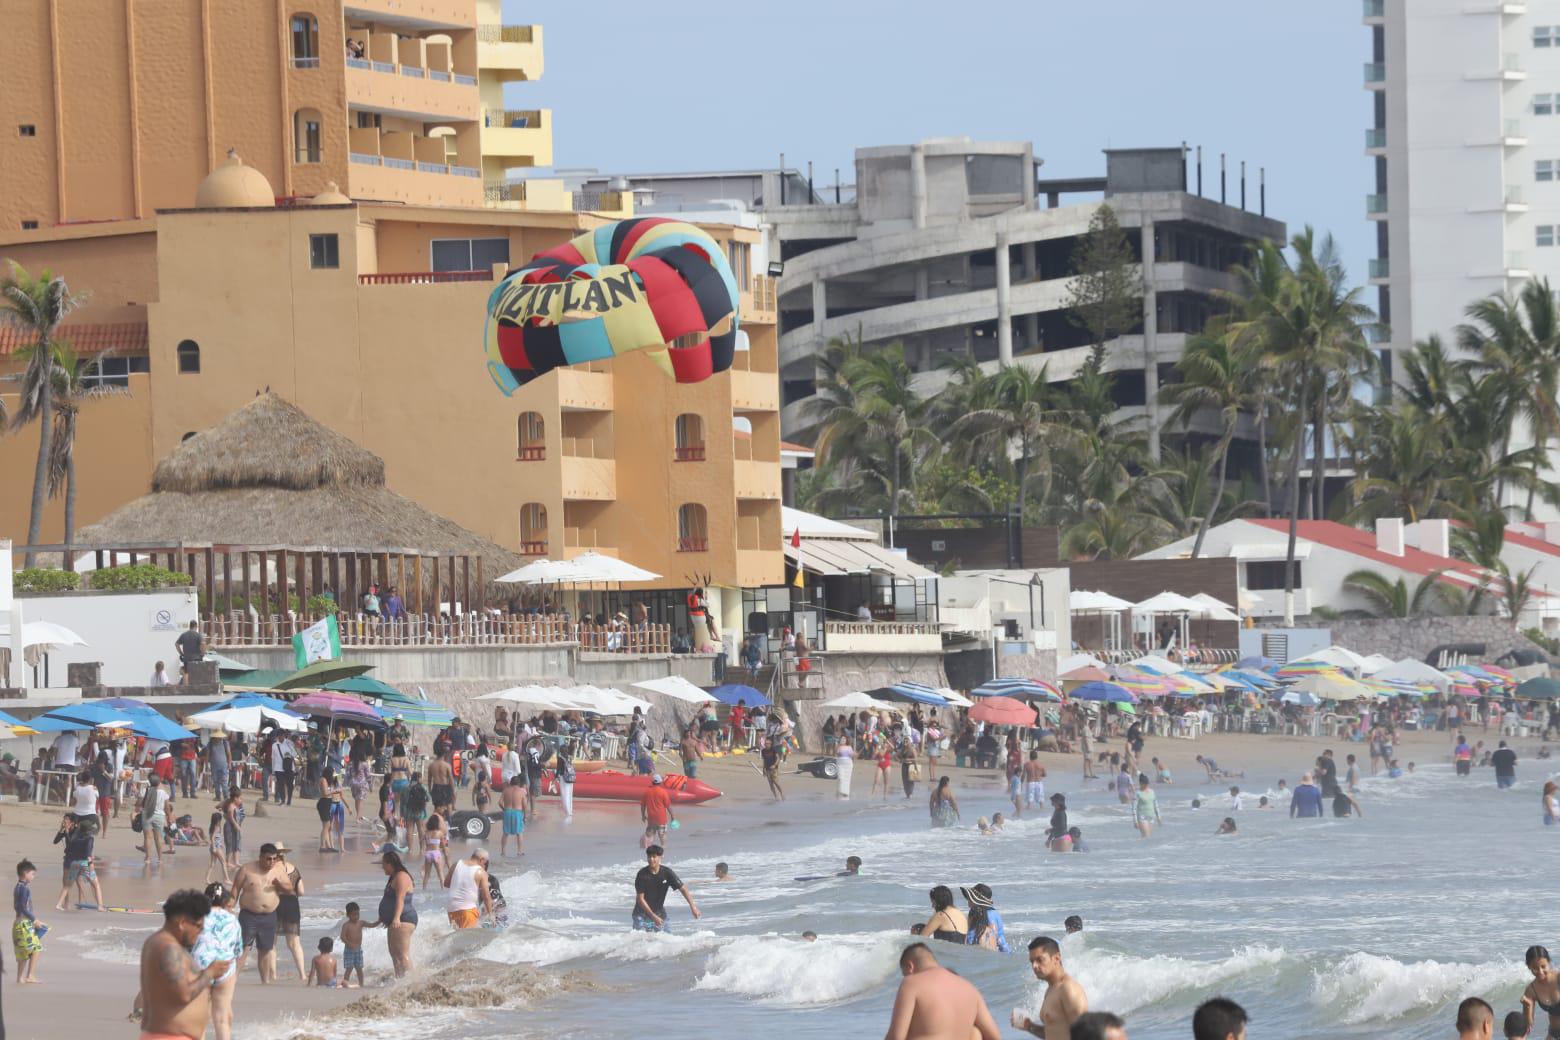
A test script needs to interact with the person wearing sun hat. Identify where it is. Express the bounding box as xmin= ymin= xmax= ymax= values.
xmin=961 ymin=883 xmax=1010 ymax=952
